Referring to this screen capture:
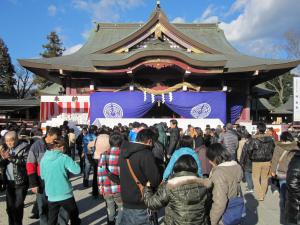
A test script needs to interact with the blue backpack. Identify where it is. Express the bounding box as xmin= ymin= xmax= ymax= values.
xmin=222 ymin=185 xmax=246 ymax=225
